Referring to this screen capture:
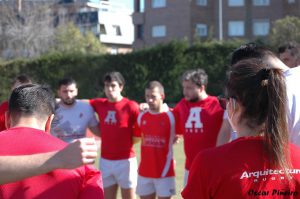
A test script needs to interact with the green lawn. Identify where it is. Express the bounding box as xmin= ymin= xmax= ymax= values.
xmin=95 ymin=140 xmax=185 ymax=199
